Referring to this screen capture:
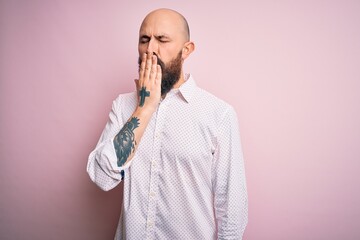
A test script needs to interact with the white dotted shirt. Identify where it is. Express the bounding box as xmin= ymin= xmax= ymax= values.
xmin=87 ymin=74 xmax=248 ymax=239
